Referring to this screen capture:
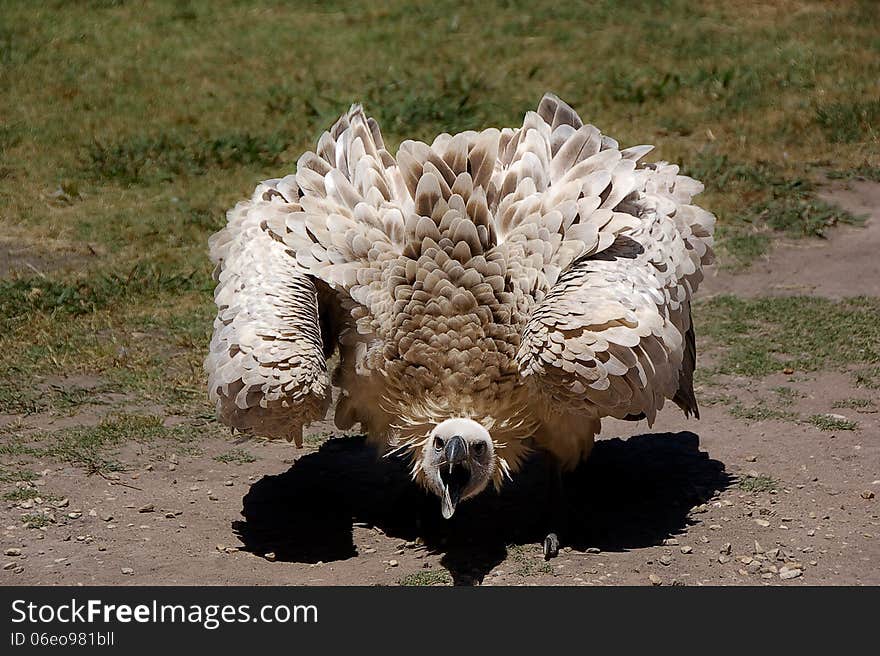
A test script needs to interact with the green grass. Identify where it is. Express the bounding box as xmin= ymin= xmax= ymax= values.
xmin=815 ymin=100 xmax=880 ymax=144
xmin=832 ymin=398 xmax=875 ymax=410
xmin=213 ymin=448 xmax=257 ymax=465
xmin=683 ymin=150 xmax=865 ymax=267
xmin=20 ymin=513 xmax=51 ymax=529
xmin=398 ymin=570 xmax=452 ymax=586
xmin=852 ymin=367 xmax=880 ymax=389
xmin=806 ymin=414 xmax=859 ymax=432
xmin=0 ymin=467 xmax=38 ymax=484
xmin=739 ymin=475 xmax=778 ymax=493
xmin=0 ymin=414 xmax=209 ymax=476
xmin=508 ymin=544 xmax=554 ymax=577
xmin=772 ymin=387 xmax=804 ymax=406
xmin=2 ymin=487 xmax=39 ymax=502
xmin=699 ymin=296 xmax=880 ymax=377
xmin=827 ymin=163 xmax=880 ymax=182
xmin=728 ymin=402 xmax=798 ymax=424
